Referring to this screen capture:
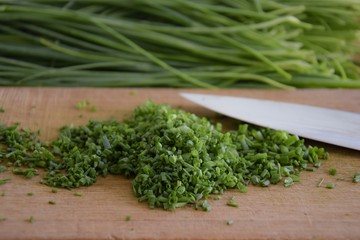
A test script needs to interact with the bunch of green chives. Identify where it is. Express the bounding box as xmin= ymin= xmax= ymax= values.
xmin=0 ymin=0 xmax=359 ymax=88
